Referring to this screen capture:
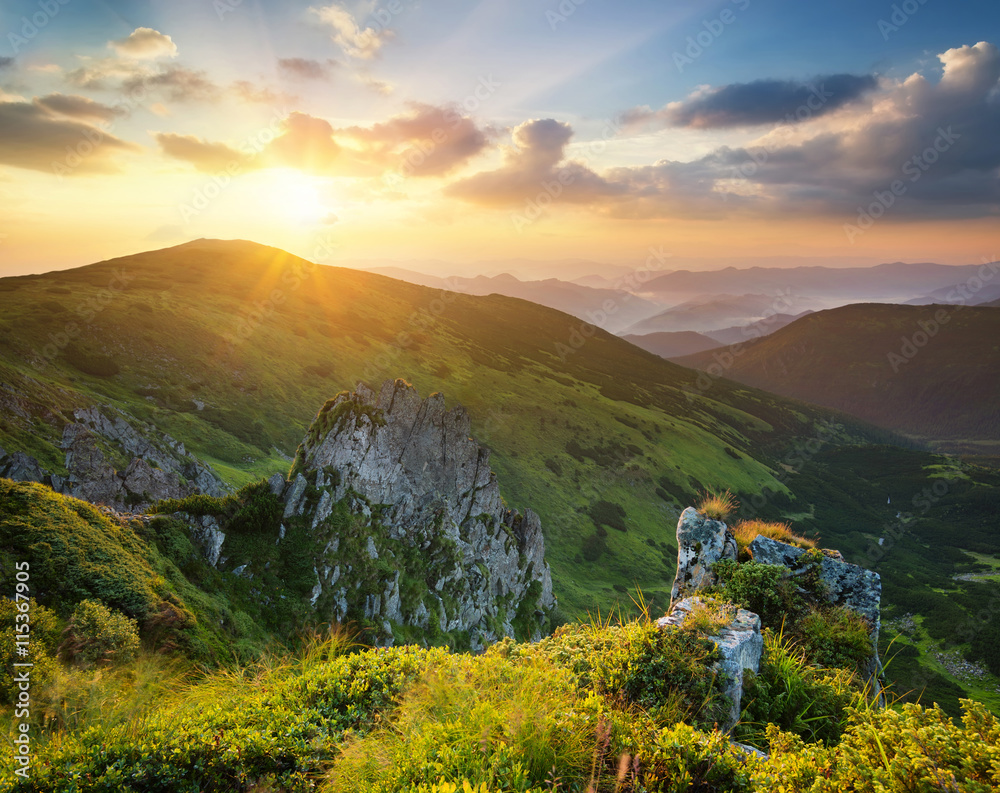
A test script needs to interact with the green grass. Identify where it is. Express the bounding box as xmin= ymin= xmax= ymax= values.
xmin=0 ymin=239 xmax=878 ymax=620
